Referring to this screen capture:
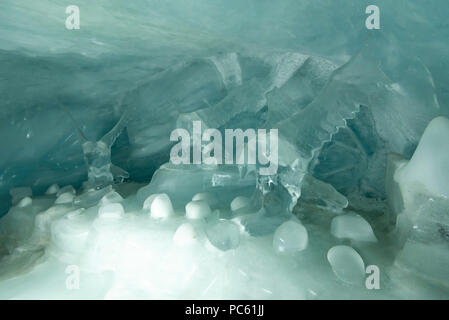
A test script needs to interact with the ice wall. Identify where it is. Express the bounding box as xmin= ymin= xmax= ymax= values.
xmin=1 ymin=0 xmax=449 ymax=299
xmin=1 ymin=0 xmax=449 ymax=216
